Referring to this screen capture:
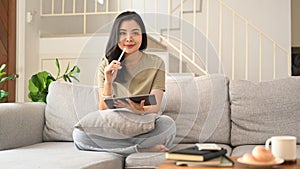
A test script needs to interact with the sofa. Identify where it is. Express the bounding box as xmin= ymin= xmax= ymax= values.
xmin=0 ymin=74 xmax=299 ymax=169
